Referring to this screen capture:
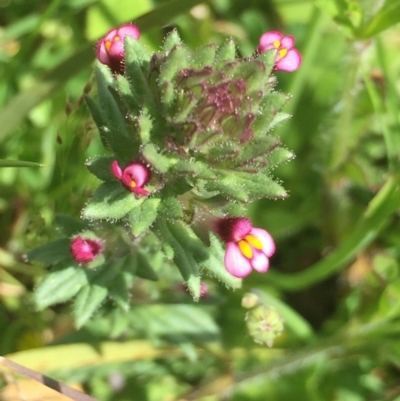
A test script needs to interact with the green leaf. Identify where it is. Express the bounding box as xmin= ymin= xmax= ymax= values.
xmin=34 ymin=264 xmax=88 ymax=310
xmin=82 ymin=181 xmax=143 ymax=221
xmin=0 ymin=159 xmax=44 ymax=168
xmin=55 ymin=214 xmax=88 ymax=237
xmin=124 ymin=36 xmax=153 ymax=106
xmin=162 ymin=29 xmax=182 ymax=53
xmin=361 ymin=0 xmax=400 ymax=38
xmin=215 ymin=39 xmax=236 ymax=66
xmin=132 ymin=304 xmax=219 ymax=337
xmin=137 ymin=111 xmax=153 ymax=145
xmin=85 ymin=156 xmax=115 ymax=181
xmin=205 ymin=171 xmax=287 ymax=202
xmin=27 ymin=239 xmax=71 ymax=265
xmin=141 ymin=143 xmax=177 ymax=173
xmin=155 ymin=220 xmax=200 ymax=281
xmin=186 ymin=274 xmax=202 ymax=301
xmin=158 ymin=196 xmax=183 ymax=219
xmin=201 ymin=233 xmax=242 ymax=290
xmin=192 ymin=44 xmax=217 ymax=69
xmin=166 ymin=220 xmax=209 ymax=263
xmin=234 ymin=136 xmax=281 ymax=167
xmin=129 ymin=197 xmax=161 ymax=237
xmin=74 ymin=260 xmax=124 ymax=327
xmin=136 ymin=251 xmax=160 ymax=281
xmin=159 ymin=45 xmax=190 ymax=83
